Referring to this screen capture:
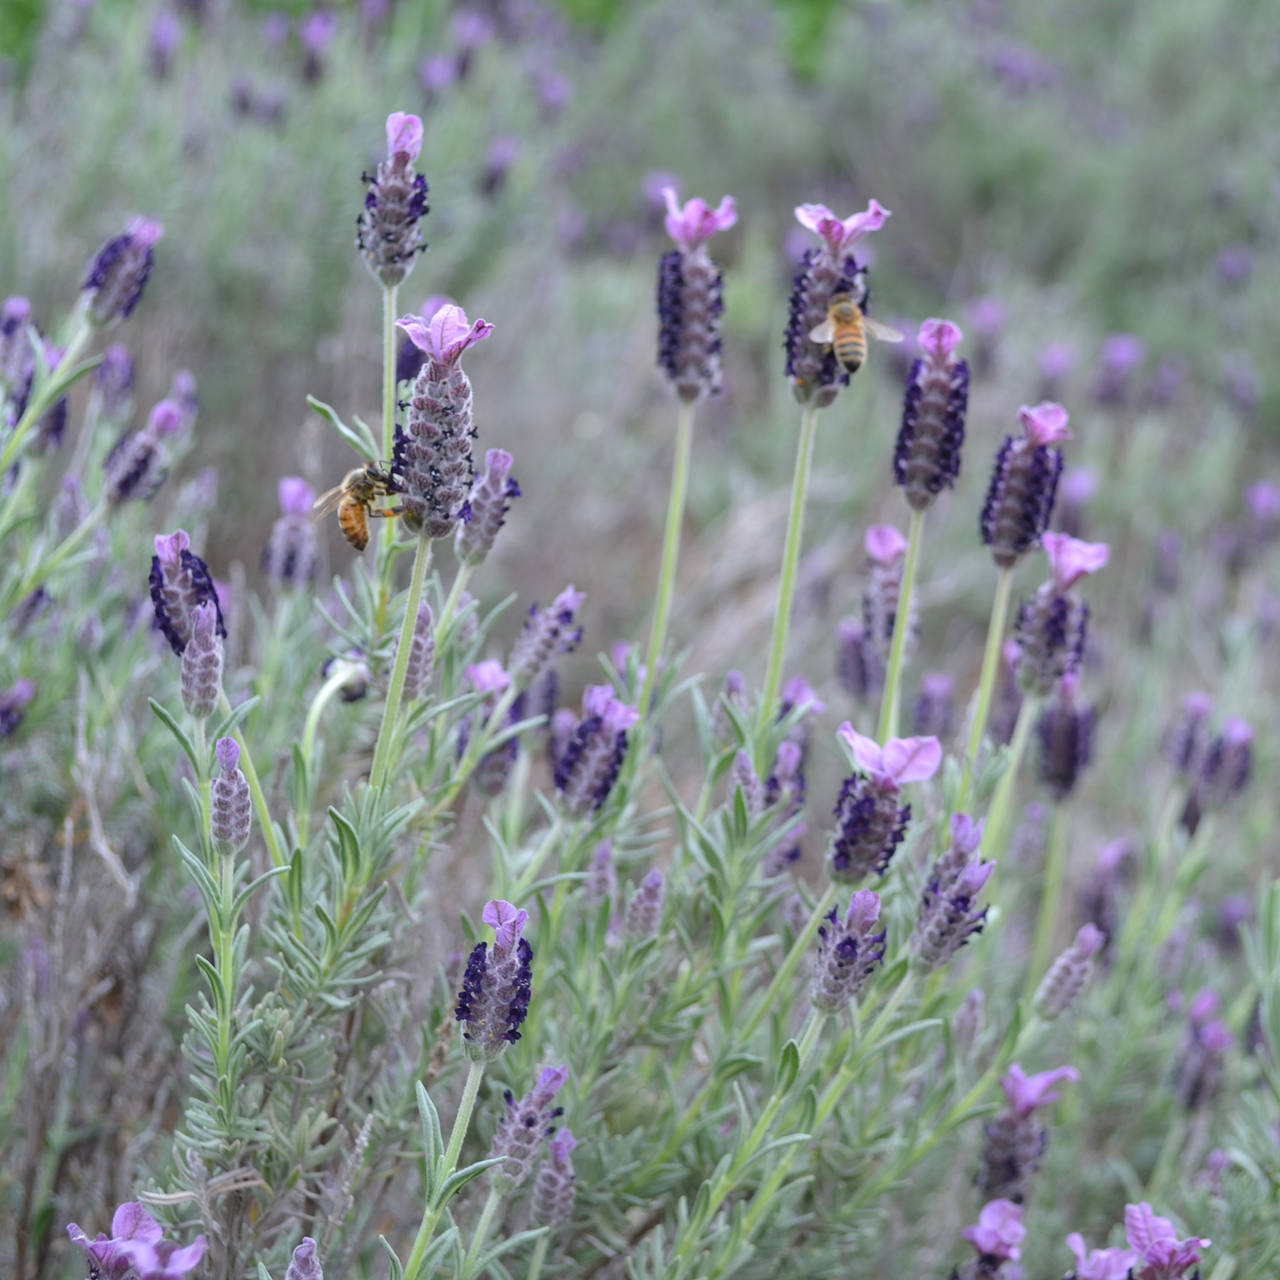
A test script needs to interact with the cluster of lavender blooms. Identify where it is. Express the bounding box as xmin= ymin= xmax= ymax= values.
xmin=3 ymin=102 xmax=1274 ymax=1280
